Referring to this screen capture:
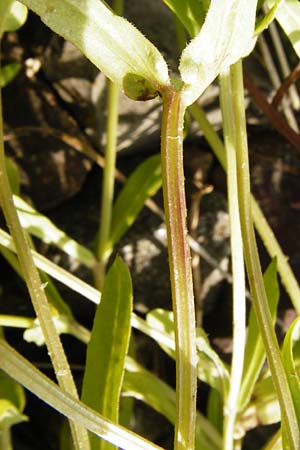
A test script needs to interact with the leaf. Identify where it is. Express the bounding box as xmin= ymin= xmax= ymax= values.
xmin=110 ymin=154 xmax=162 ymax=247
xmin=282 ymin=316 xmax=300 ymax=422
xmin=255 ymin=0 xmax=281 ymax=35
xmin=0 ymin=1 xmax=28 ymax=37
xmin=0 ymin=338 xmax=163 ymax=450
xmin=146 ymin=308 xmax=229 ymax=395
xmin=179 ymin=0 xmax=258 ymax=106
xmin=268 ymin=0 xmax=300 ymax=59
xmin=0 ymin=63 xmax=21 ymax=88
xmin=245 ymin=376 xmax=280 ymax=426
xmin=161 ymin=0 xmax=209 ymax=37
xmin=13 ymin=195 xmax=96 ymax=268
xmin=123 ymin=356 xmax=176 ymax=425
xmin=5 ymin=157 xmax=20 ymax=195
xmin=123 ymin=356 xmax=222 ymax=450
xmin=17 ymin=0 xmax=169 ymax=100
xmin=0 ymin=228 xmax=100 ymax=305
xmin=196 ymin=327 xmax=230 ymax=397
xmin=206 ymin=389 xmax=223 ymax=434
xmin=81 ymin=257 xmax=132 ymax=450
xmin=238 ymin=259 xmax=279 ymax=412
xmin=0 ymin=370 xmax=27 ymax=431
